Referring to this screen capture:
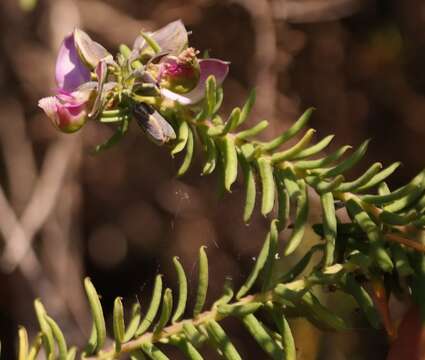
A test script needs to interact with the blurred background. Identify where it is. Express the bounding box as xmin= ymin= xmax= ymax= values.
xmin=0 ymin=0 xmax=424 ymax=358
